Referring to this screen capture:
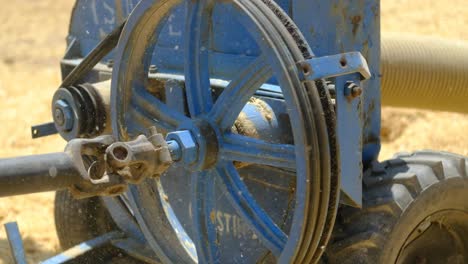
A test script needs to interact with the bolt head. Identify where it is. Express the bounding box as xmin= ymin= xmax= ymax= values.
xmin=166 ymin=130 xmax=198 ymax=165
xmin=54 ymin=108 xmax=65 ymax=126
xmin=149 ymin=65 xmax=158 ymax=74
xmin=351 ymin=85 xmax=363 ymax=97
xmin=346 ymin=82 xmax=363 ymax=99
xmin=54 ymin=100 xmax=74 ymax=131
